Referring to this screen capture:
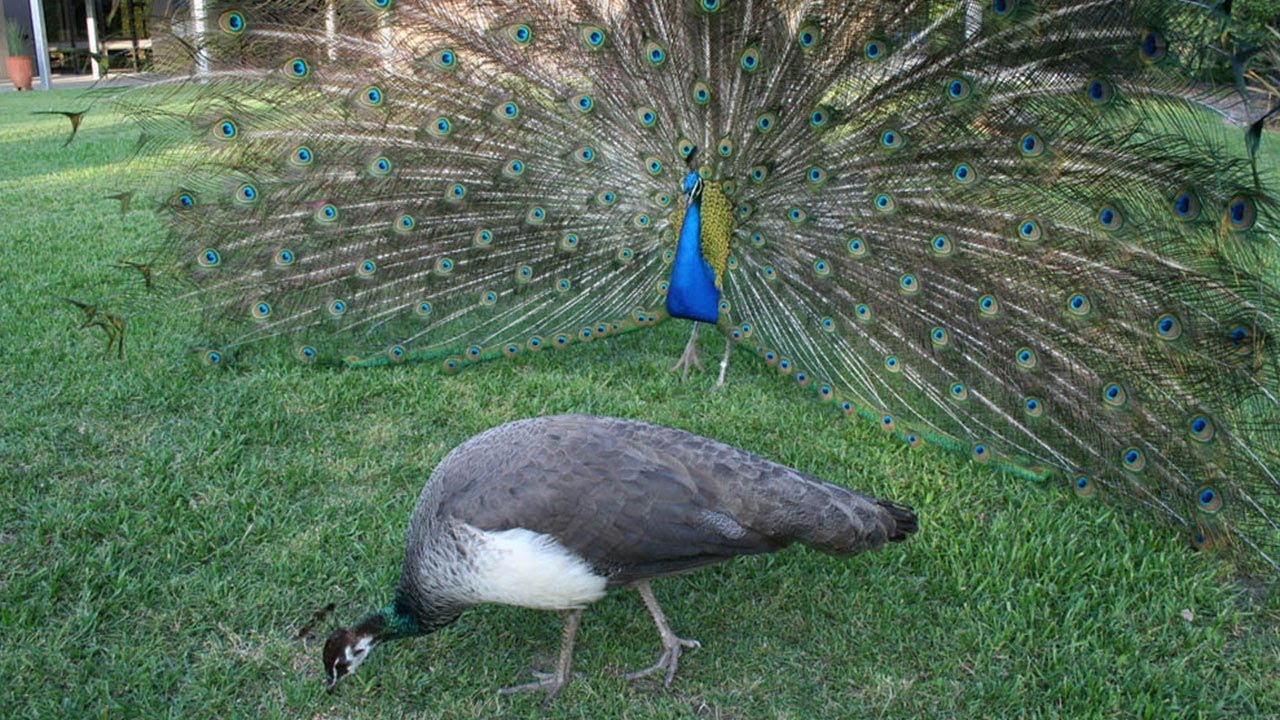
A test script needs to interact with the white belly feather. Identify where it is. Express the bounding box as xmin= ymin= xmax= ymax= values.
xmin=460 ymin=525 xmax=607 ymax=610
